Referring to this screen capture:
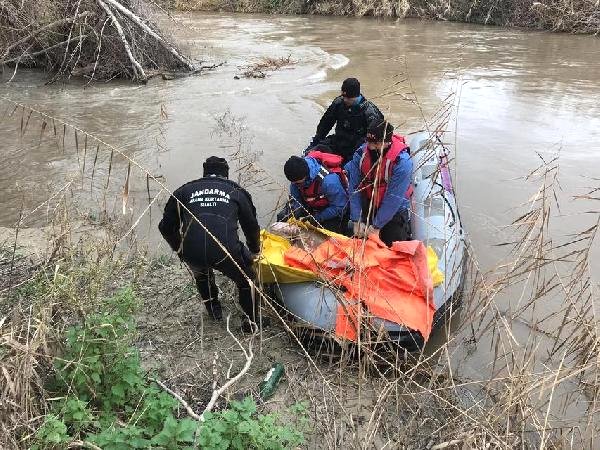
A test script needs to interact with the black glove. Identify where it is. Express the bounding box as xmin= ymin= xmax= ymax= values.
xmin=303 ymin=136 xmax=320 ymax=156
xmin=276 ymin=209 xmax=288 ymax=222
